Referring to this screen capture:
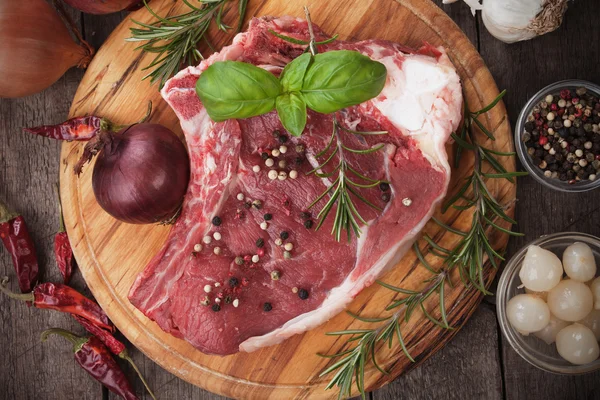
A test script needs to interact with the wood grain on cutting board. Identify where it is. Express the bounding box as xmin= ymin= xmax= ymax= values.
xmin=59 ymin=0 xmax=515 ymax=398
